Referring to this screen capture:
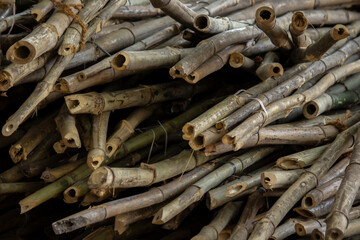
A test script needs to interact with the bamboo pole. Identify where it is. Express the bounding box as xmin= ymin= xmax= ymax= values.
xmin=41 ymin=160 xmax=85 ymax=182
xmin=0 ymin=182 xmax=45 ymax=194
xmin=9 ymin=113 xmax=55 ymax=163
xmin=229 ymin=190 xmax=264 ymax=240
xmin=191 ymin=201 xmax=243 ymax=240
xmin=193 ymin=14 xmax=252 ymax=34
xmin=65 ymin=81 xmax=214 ymax=114
xmin=248 ymin=120 xmax=360 ymax=240
xmin=63 ymin=179 xmax=89 ymax=204
xmin=20 ymin=97 xmax=222 ymax=213
xmin=55 ymin=104 xmax=81 ymax=148
xmin=6 ymin=0 xmax=83 ymax=64
xmin=150 ymin=147 xmax=275 ymax=224
xmin=112 ymin=4 xmax=164 ymax=19
xmin=261 ymin=169 xmax=304 ymax=190
xmin=106 ymin=105 xmax=158 ymax=156
xmin=87 ymin=112 xmax=110 ymax=168
xmin=326 ymin=127 xmax=360 ymax=240
xmin=255 ymin=52 xmax=283 ymax=81
xmin=255 ymin=6 xmax=293 ymax=51
xmin=270 ymin=218 xmax=298 ymax=240
xmin=223 ymin=40 xmax=360 ymax=151
xmin=52 ymin=161 xmax=219 ymax=234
